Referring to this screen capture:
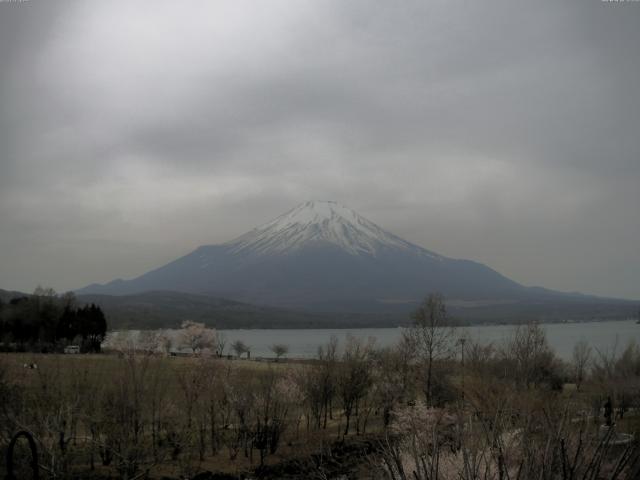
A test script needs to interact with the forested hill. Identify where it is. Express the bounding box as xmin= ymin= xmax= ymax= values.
xmin=2 ymin=288 xmax=403 ymax=329
xmin=2 ymin=288 xmax=637 ymax=330
xmin=74 ymin=290 xmax=402 ymax=329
